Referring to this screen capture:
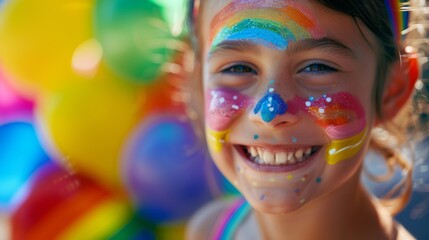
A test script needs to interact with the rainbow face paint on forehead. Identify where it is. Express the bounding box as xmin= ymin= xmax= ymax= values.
xmin=209 ymin=0 xmax=325 ymax=51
